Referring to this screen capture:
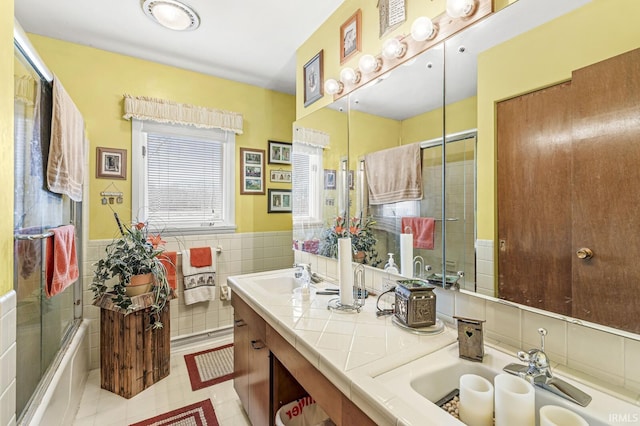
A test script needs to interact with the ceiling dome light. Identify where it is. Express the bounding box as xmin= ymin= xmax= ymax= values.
xmin=324 ymin=79 xmax=344 ymax=95
xmin=411 ymin=17 xmax=437 ymax=42
xmin=382 ymin=38 xmax=407 ymax=60
xmin=358 ymin=54 xmax=383 ymax=74
xmin=446 ymin=0 xmax=477 ymax=18
xmin=142 ymin=0 xmax=200 ymax=31
xmin=339 ymin=67 xmax=361 ymax=85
